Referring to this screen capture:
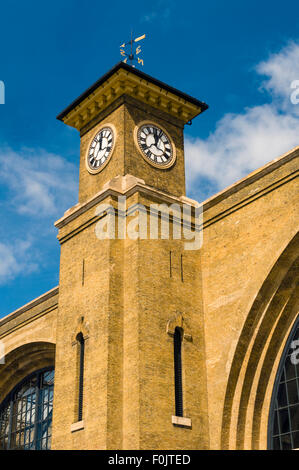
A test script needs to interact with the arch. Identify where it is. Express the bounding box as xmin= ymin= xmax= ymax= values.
xmin=0 ymin=342 xmax=55 ymax=404
xmin=71 ymin=316 xmax=89 ymax=344
xmin=267 ymin=315 xmax=299 ymax=449
xmin=221 ymin=232 xmax=299 ymax=449
xmin=166 ymin=313 xmax=192 ymax=342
